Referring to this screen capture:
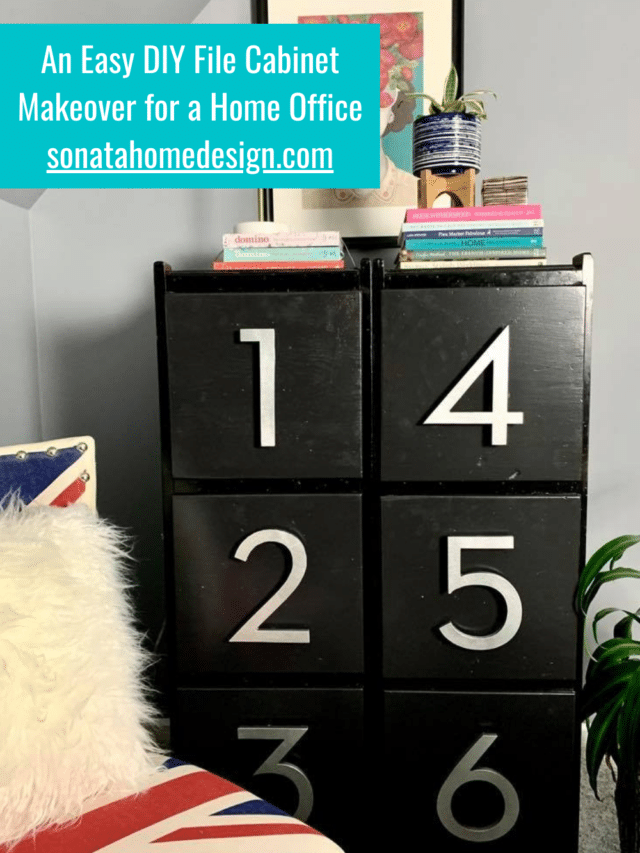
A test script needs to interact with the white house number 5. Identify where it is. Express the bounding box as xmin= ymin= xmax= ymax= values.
xmin=440 ymin=536 xmax=523 ymax=651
